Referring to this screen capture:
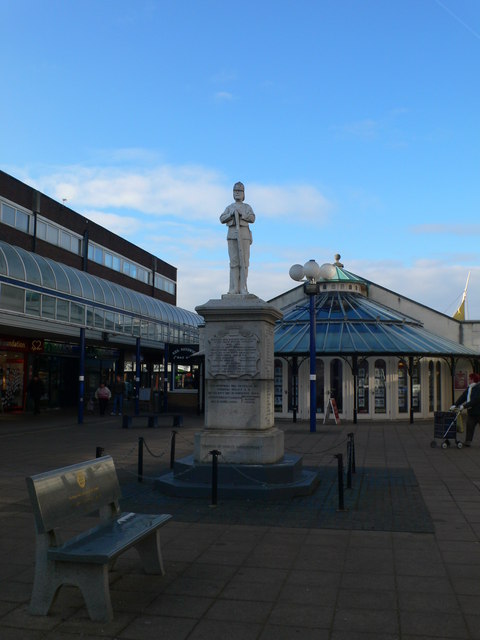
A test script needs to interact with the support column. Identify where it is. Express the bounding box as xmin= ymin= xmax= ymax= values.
xmin=78 ymin=328 xmax=85 ymax=424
